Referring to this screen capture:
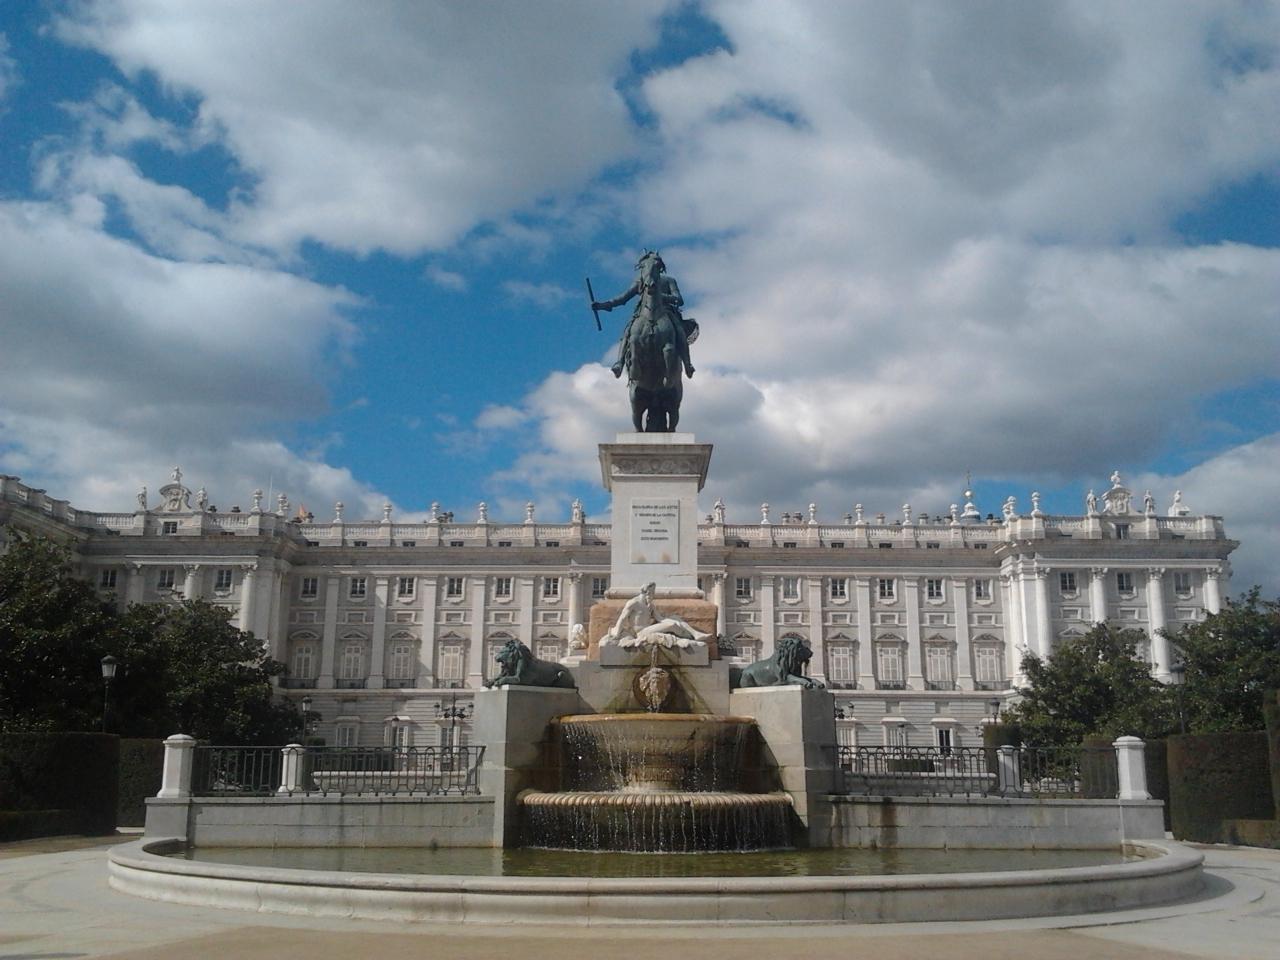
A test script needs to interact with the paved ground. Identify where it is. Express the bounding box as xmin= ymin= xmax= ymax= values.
xmin=2 ymin=834 xmax=1279 ymax=959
